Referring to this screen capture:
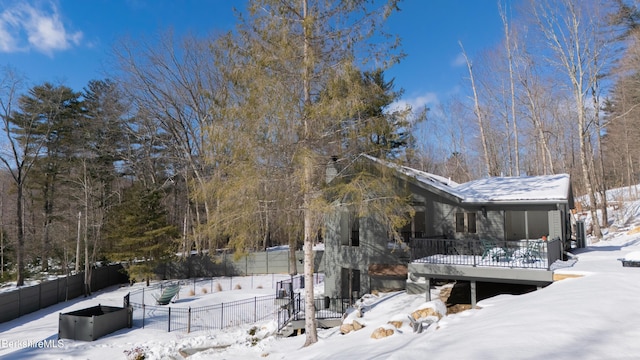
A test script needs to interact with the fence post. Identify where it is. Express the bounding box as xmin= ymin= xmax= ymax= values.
xmin=168 ymin=307 xmax=171 ymax=332
xmin=254 ymin=297 xmax=257 ymax=323
xmin=187 ymin=307 xmax=191 ymax=333
xmin=142 ymin=304 xmax=145 ymax=329
xmin=220 ymin=303 xmax=224 ymax=329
